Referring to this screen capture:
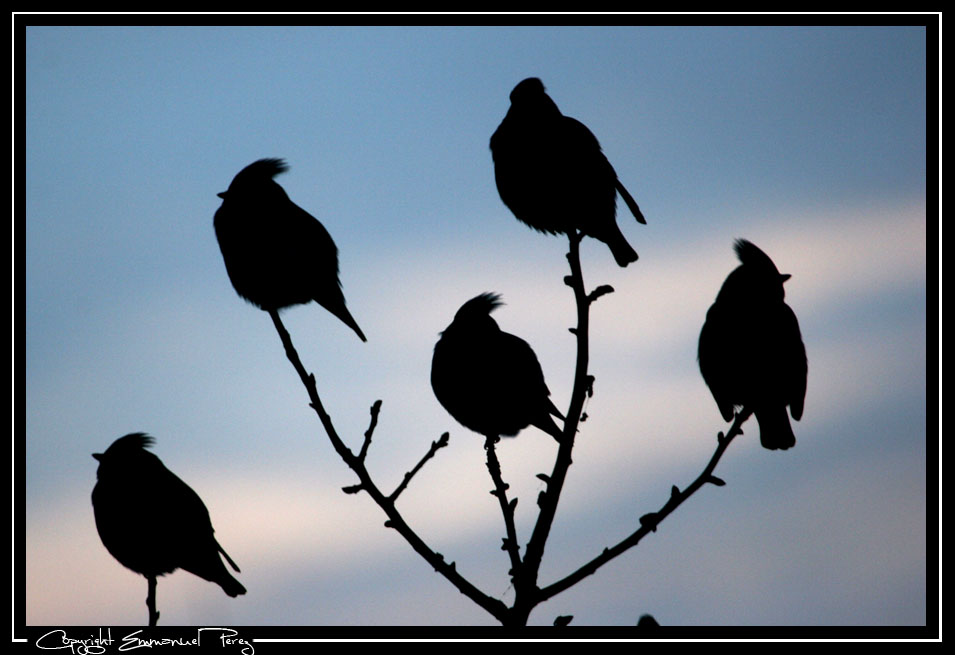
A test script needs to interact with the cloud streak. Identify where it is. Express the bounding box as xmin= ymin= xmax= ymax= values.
xmin=27 ymin=193 xmax=927 ymax=626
